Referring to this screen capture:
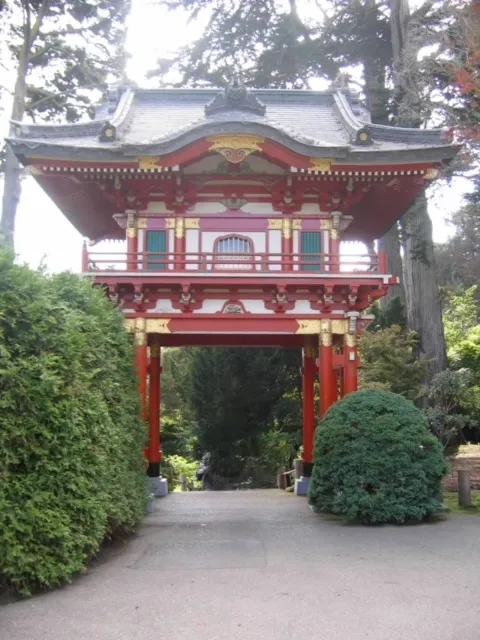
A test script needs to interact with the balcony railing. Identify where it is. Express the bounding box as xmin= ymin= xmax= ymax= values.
xmin=82 ymin=249 xmax=387 ymax=275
